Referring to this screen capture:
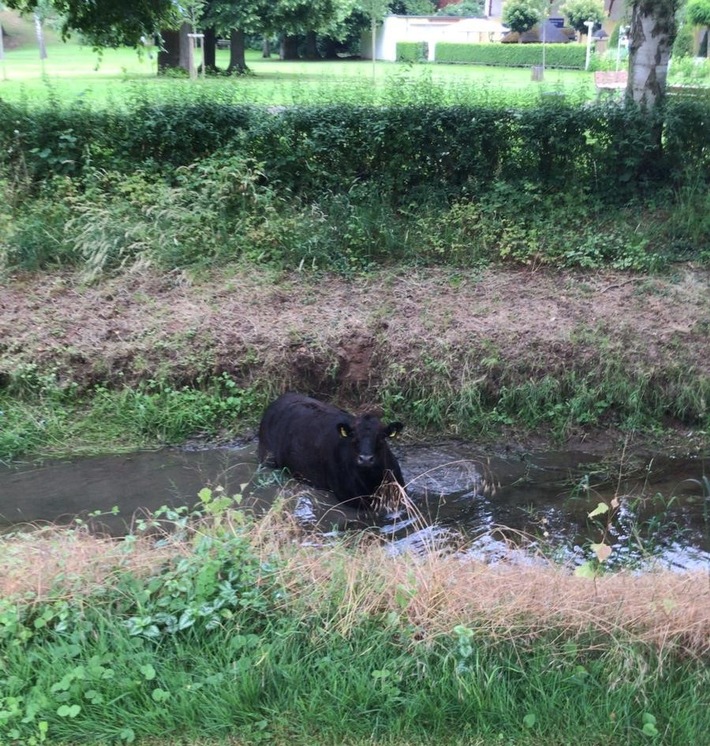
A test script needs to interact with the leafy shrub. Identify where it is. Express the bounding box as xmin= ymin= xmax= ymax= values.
xmin=672 ymin=22 xmax=695 ymax=59
xmin=2 ymin=99 xmax=708 ymax=200
xmin=436 ymin=42 xmax=588 ymax=68
xmin=396 ymin=41 xmax=429 ymax=62
xmin=2 ymin=98 xmax=709 ymax=272
xmin=670 ymin=56 xmax=710 ymax=83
